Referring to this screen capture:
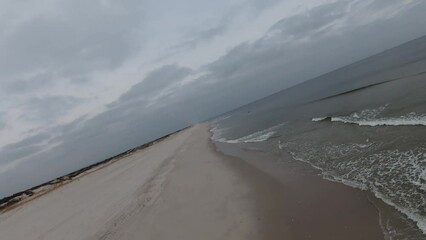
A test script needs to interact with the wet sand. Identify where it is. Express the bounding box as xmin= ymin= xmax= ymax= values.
xmin=217 ymin=141 xmax=385 ymax=240
xmin=0 ymin=124 xmax=384 ymax=239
